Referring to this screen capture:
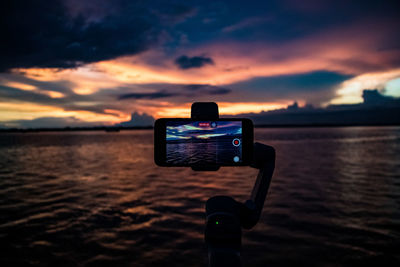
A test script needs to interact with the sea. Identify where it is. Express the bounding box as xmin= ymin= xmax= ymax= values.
xmin=1 ymin=127 xmax=399 ymax=266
